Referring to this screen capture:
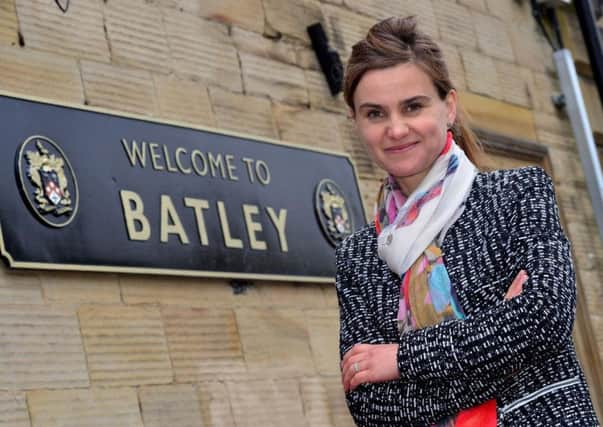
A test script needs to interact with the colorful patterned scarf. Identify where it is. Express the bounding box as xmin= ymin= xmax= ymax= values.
xmin=375 ymin=134 xmax=496 ymax=427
